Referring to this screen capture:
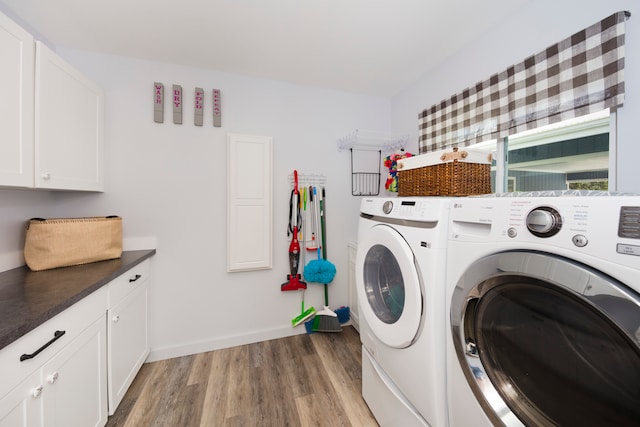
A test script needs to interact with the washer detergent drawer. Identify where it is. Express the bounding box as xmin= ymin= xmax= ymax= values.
xmin=361 ymin=347 xmax=428 ymax=427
